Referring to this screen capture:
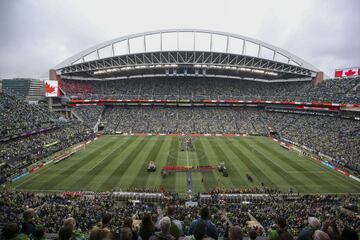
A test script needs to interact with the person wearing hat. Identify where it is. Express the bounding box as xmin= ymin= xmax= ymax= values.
xmin=313 ymin=230 xmax=330 ymax=240
xmin=297 ymin=217 xmax=321 ymax=240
